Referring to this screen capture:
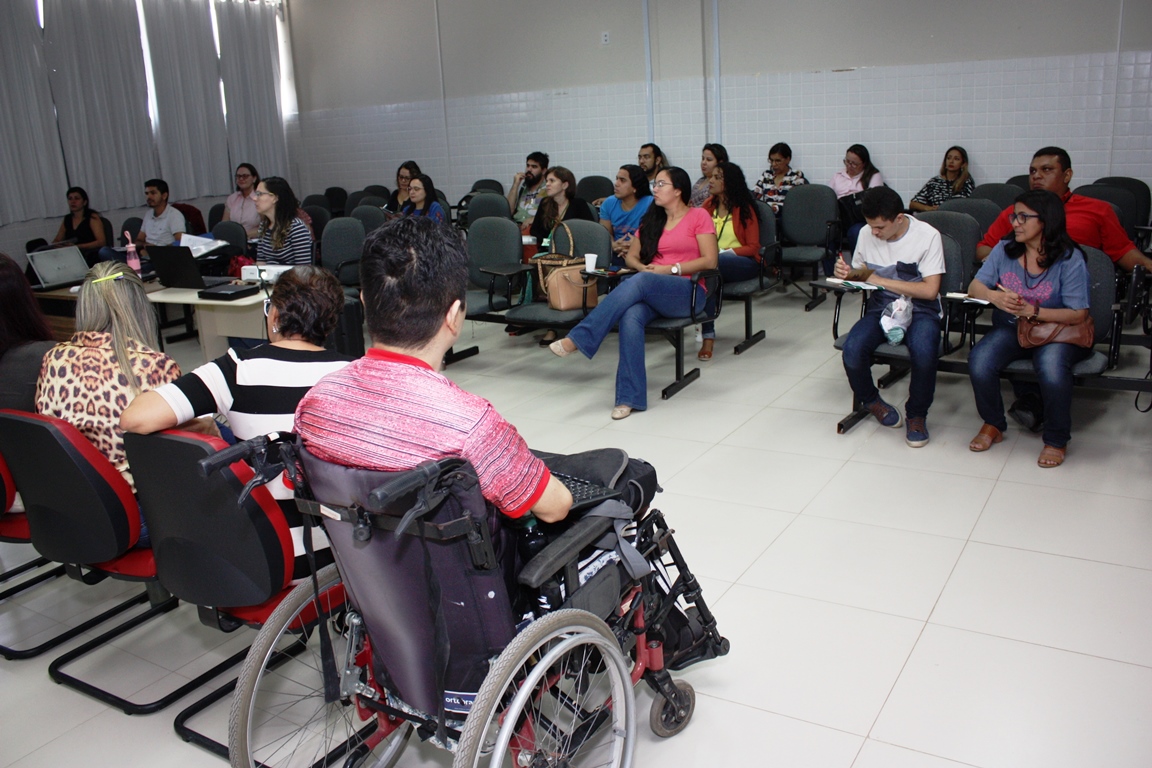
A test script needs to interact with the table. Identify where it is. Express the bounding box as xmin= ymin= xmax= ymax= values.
xmin=33 ymin=288 xmax=79 ymax=341
xmin=147 ymin=287 xmax=267 ymax=361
